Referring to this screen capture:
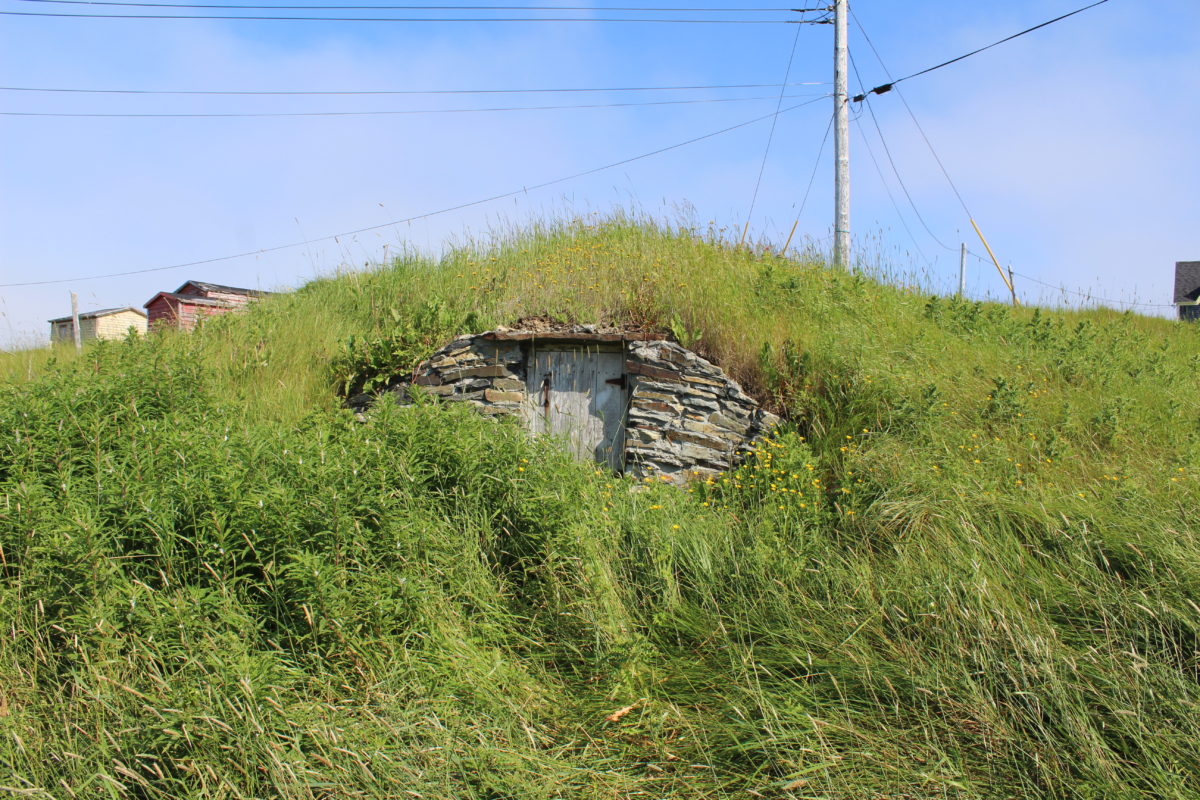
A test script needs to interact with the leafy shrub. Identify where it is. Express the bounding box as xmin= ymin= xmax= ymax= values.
xmin=330 ymin=300 xmax=480 ymax=397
